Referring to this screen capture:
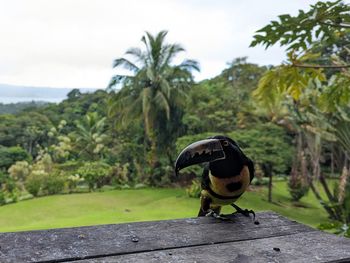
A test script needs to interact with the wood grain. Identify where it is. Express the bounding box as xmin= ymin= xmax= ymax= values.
xmin=0 ymin=211 xmax=348 ymax=263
